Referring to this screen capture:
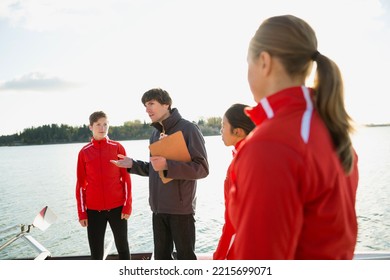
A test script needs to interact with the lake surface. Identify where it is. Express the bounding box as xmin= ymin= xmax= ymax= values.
xmin=0 ymin=126 xmax=389 ymax=259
